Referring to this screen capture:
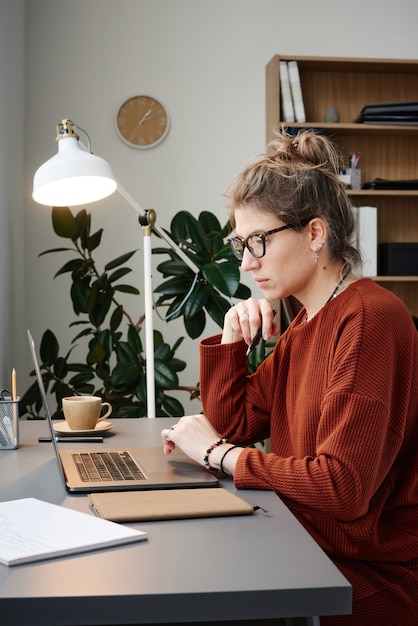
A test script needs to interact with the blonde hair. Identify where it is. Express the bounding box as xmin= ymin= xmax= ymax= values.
xmin=226 ymin=127 xmax=362 ymax=272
